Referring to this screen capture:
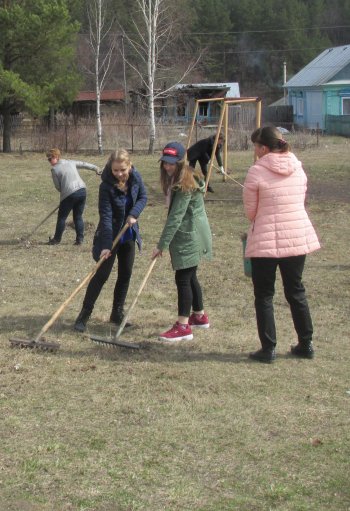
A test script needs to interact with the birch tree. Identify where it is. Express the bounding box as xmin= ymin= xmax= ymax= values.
xmin=121 ymin=0 xmax=200 ymax=154
xmin=86 ymin=0 xmax=117 ymax=154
